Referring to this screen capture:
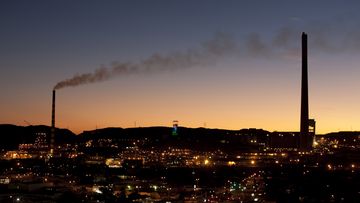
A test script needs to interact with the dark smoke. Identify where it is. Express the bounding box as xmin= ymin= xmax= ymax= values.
xmin=54 ymin=26 xmax=360 ymax=90
xmin=246 ymin=33 xmax=270 ymax=57
xmin=54 ymin=33 xmax=236 ymax=90
xmin=270 ymin=25 xmax=360 ymax=54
